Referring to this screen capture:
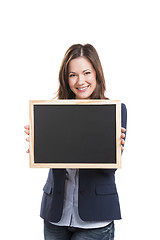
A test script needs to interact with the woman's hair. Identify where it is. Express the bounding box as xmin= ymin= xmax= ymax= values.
xmin=53 ymin=43 xmax=109 ymax=100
